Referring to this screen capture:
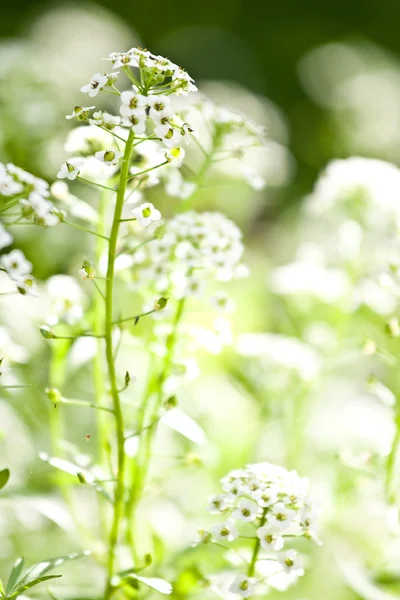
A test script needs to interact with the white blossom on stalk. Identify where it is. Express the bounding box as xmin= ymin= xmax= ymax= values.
xmin=279 ymin=550 xmax=303 ymax=575
xmin=210 ymin=519 xmax=238 ymax=542
xmin=164 ymin=147 xmax=185 ymax=166
xmin=95 ymin=149 xmax=122 ymax=166
xmin=132 ymin=202 xmax=161 ymax=227
xmin=147 ymin=94 xmax=172 ymax=123
xmin=57 ymin=160 xmax=84 ymax=181
xmin=267 ymin=502 xmax=296 ymax=530
xmin=233 ymin=498 xmax=260 ymax=522
xmin=66 ymin=105 xmax=95 ymax=120
xmin=229 ymin=575 xmax=257 ymax=598
xmin=46 ymin=275 xmax=84 ymax=326
xmin=208 ymin=494 xmax=232 ymax=514
xmin=120 ymin=88 xmax=147 ymax=118
xmin=257 ymin=525 xmax=284 ymax=551
xmin=1 ymin=249 xmax=32 ymax=280
xmin=80 ymin=72 xmax=115 ymax=97
xmin=88 ymin=111 xmax=120 ymax=128
xmin=197 ymin=462 xmax=320 ymax=592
